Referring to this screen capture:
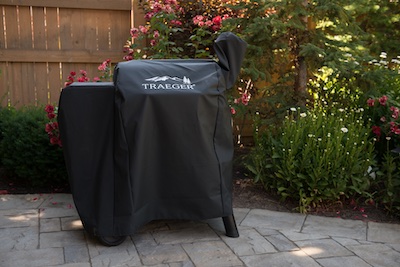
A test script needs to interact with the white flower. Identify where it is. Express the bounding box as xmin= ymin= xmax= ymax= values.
xmin=300 ymin=113 xmax=307 ymax=117
xmin=386 ymin=137 xmax=391 ymax=141
xmin=290 ymin=107 xmax=297 ymax=112
xmin=391 ymin=59 xmax=400 ymax=64
xmin=338 ymin=108 xmax=344 ymax=112
xmin=341 ymin=127 xmax=348 ymax=133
